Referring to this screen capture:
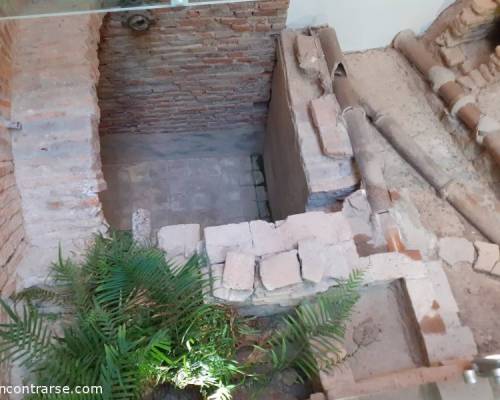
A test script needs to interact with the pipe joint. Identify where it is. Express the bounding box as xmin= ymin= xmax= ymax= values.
xmin=393 ymin=29 xmax=417 ymax=51
xmin=476 ymin=115 xmax=500 ymax=145
xmin=450 ymin=95 xmax=476 ymax=118
xmin=428 ymin=66 xmax=456 ymax=93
